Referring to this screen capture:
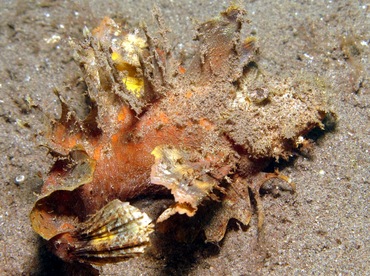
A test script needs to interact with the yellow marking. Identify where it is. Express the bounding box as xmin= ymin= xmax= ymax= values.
xmin=151 ymin=146 xmax=163 ymax=159
xmin=123 ymin=76 xmax=143 ymax=97
xmin=90 ymin=226 xmax=114 ymax=246
xmin=111 ymin=51 xmax=144 ymax=97
xmin=111 ymin=51 xmax=121 ymax=61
